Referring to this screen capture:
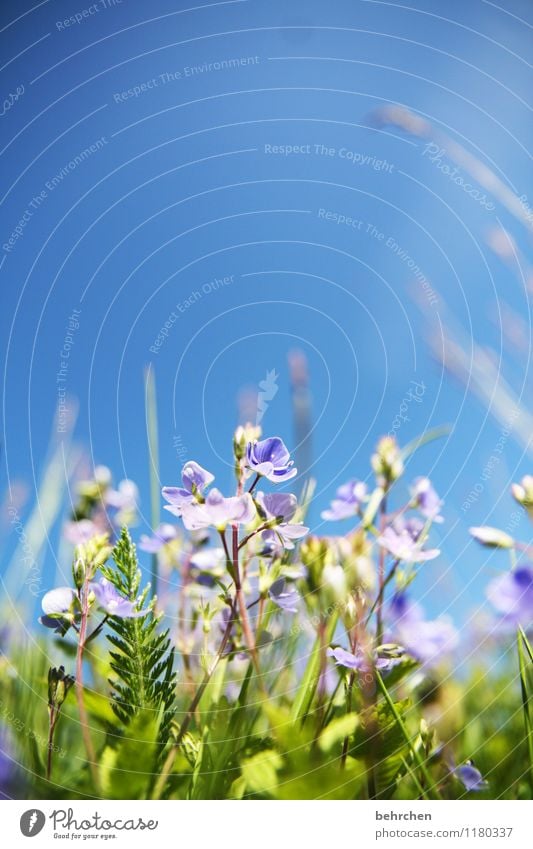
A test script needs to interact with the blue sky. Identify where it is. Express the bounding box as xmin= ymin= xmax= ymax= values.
xmin=1 ymin=0 xmax=532 ymax=625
